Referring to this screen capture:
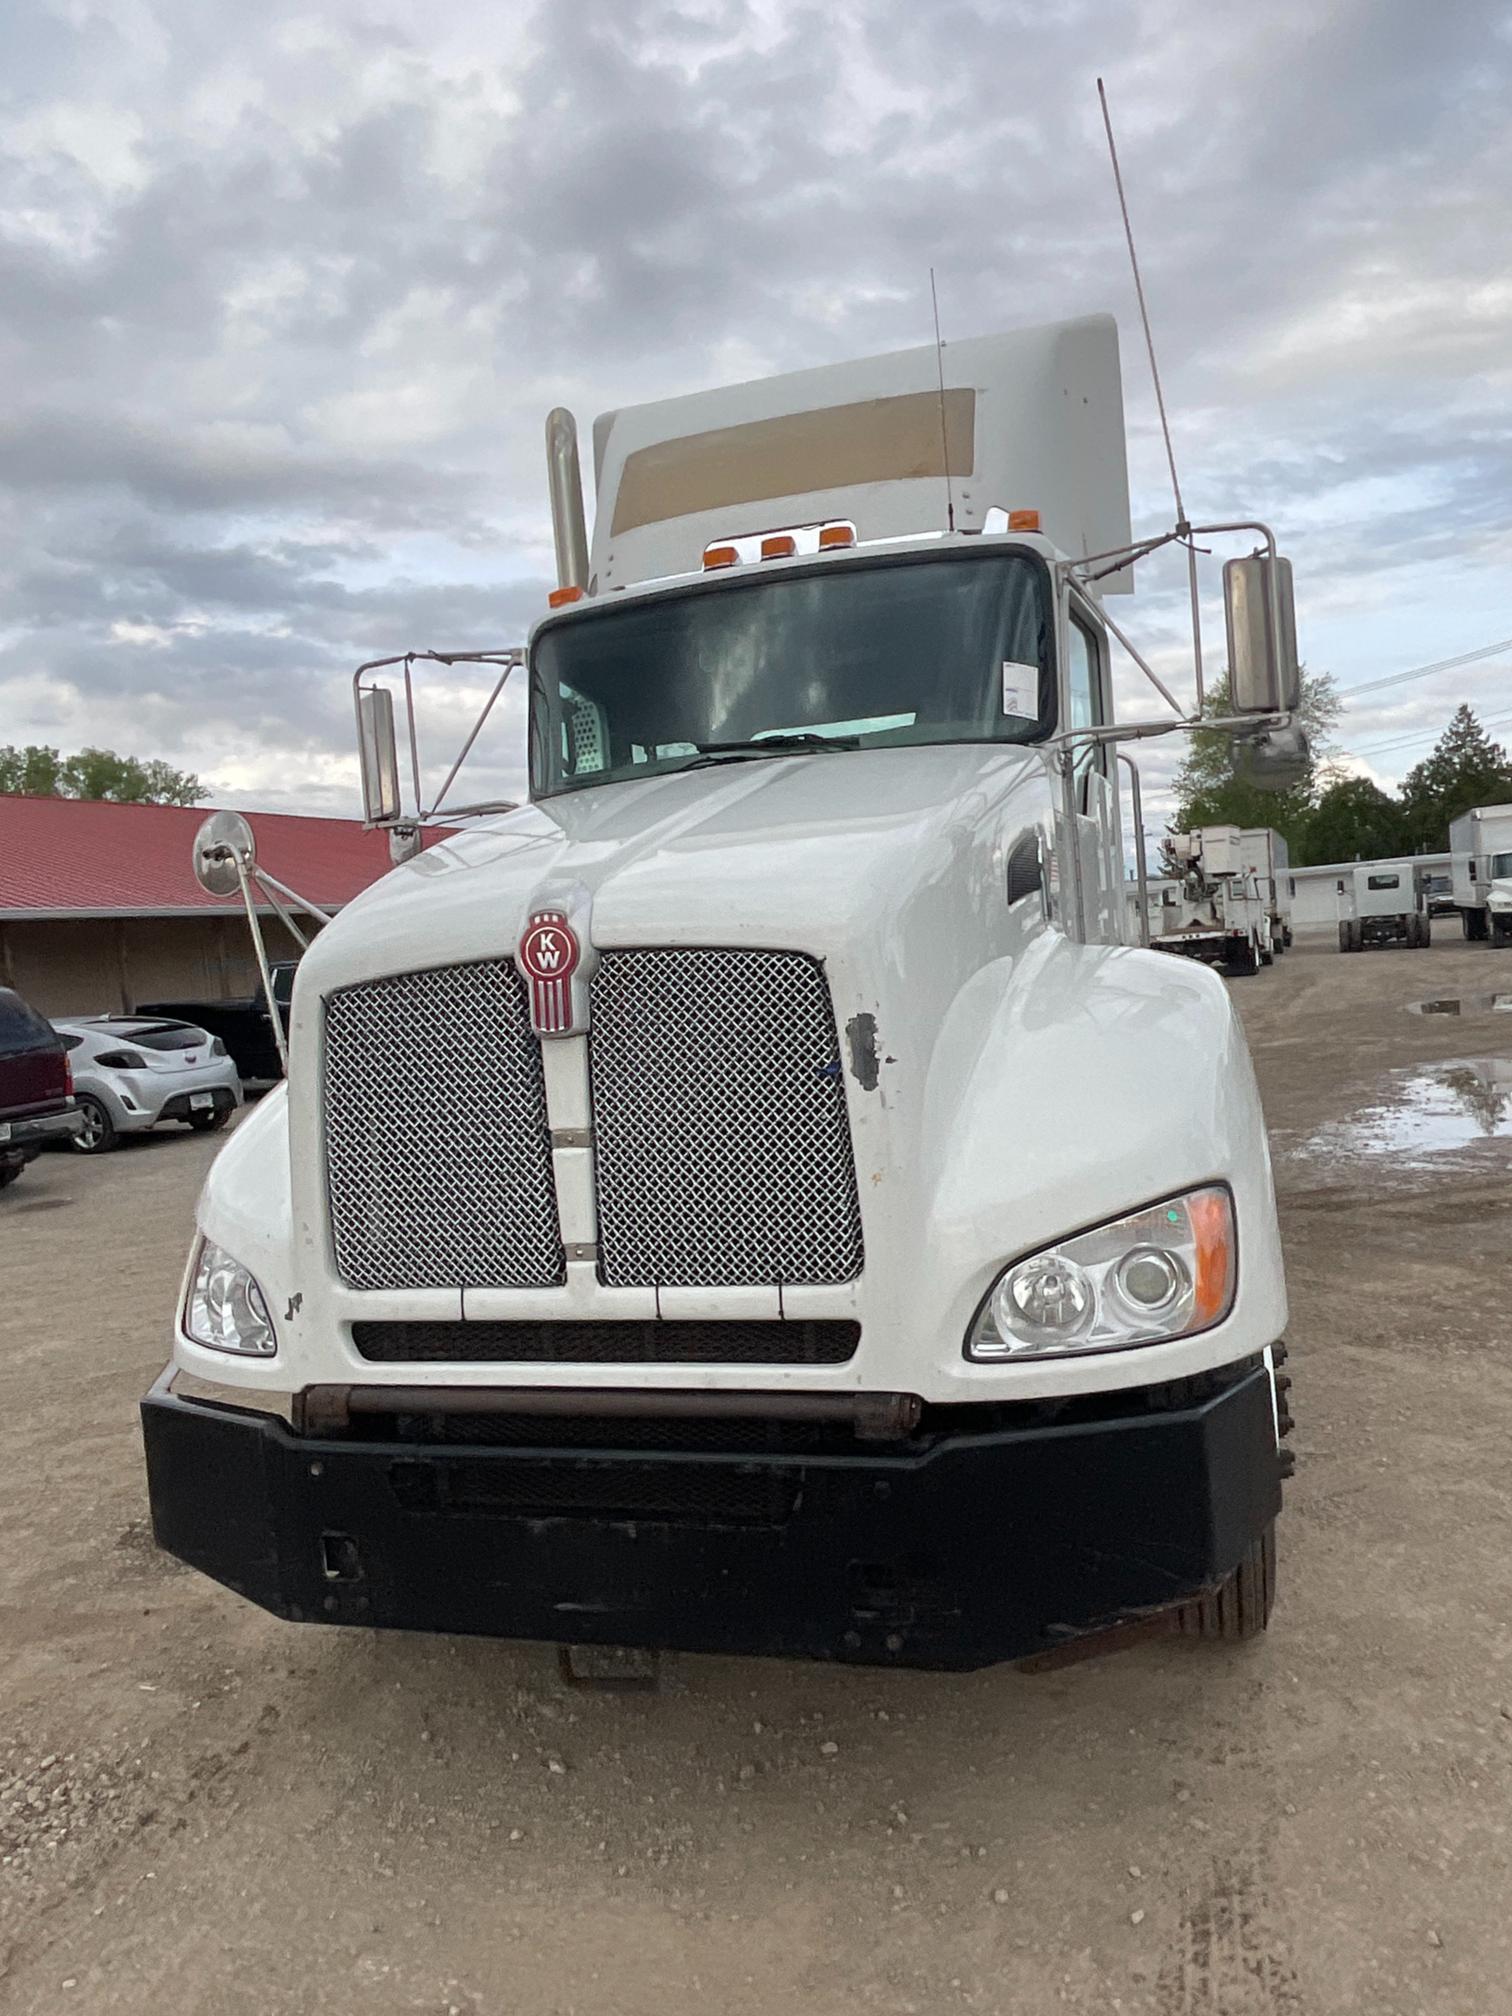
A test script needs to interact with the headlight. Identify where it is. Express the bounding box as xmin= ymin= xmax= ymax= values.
xmin=966 ymin=1187 xmax=1236 ymax=1360
xmin=184 ymin=1239 xmax=277 ymax=1357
